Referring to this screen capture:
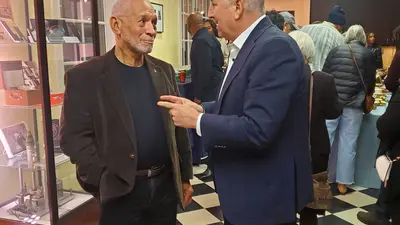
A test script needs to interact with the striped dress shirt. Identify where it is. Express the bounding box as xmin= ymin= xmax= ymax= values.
xmin=301 ymin=21 xmax=345 ymax=72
